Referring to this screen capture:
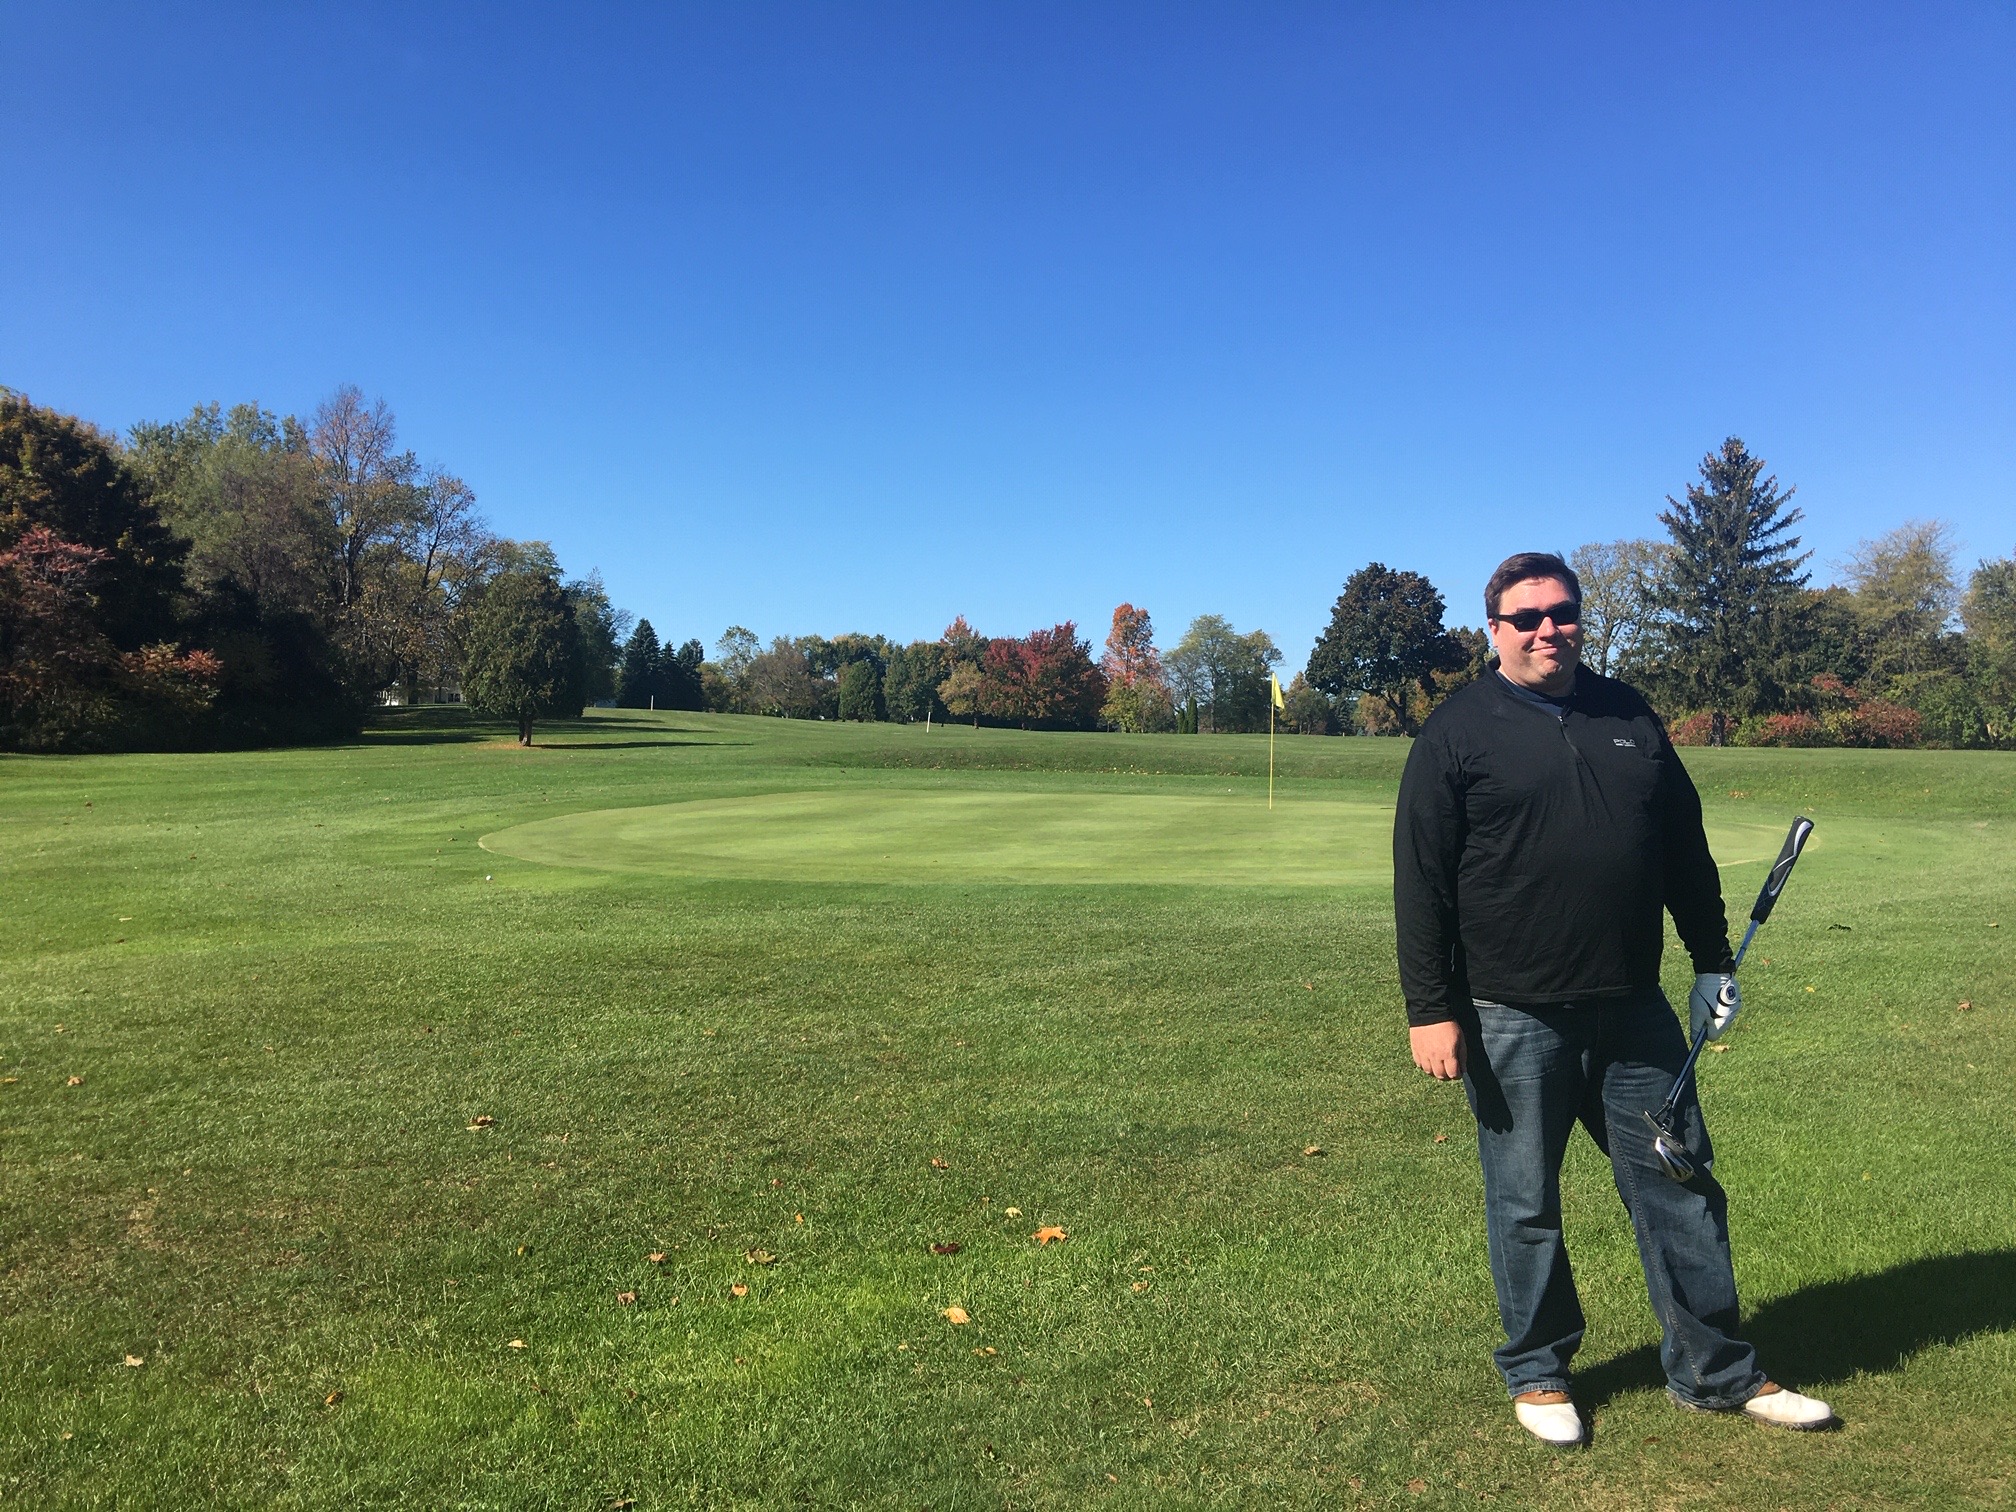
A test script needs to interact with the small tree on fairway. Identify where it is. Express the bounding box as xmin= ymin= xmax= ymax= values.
xmin=837 ymin=659 xmax=881 ymax=721
xmin=464 ymin=571 xmax=586 ymax=745
xmin=1655 ymin=438 xmax=1810 ymax=745
xmin=1306 ymin=564 xmax=1460 ymax=736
